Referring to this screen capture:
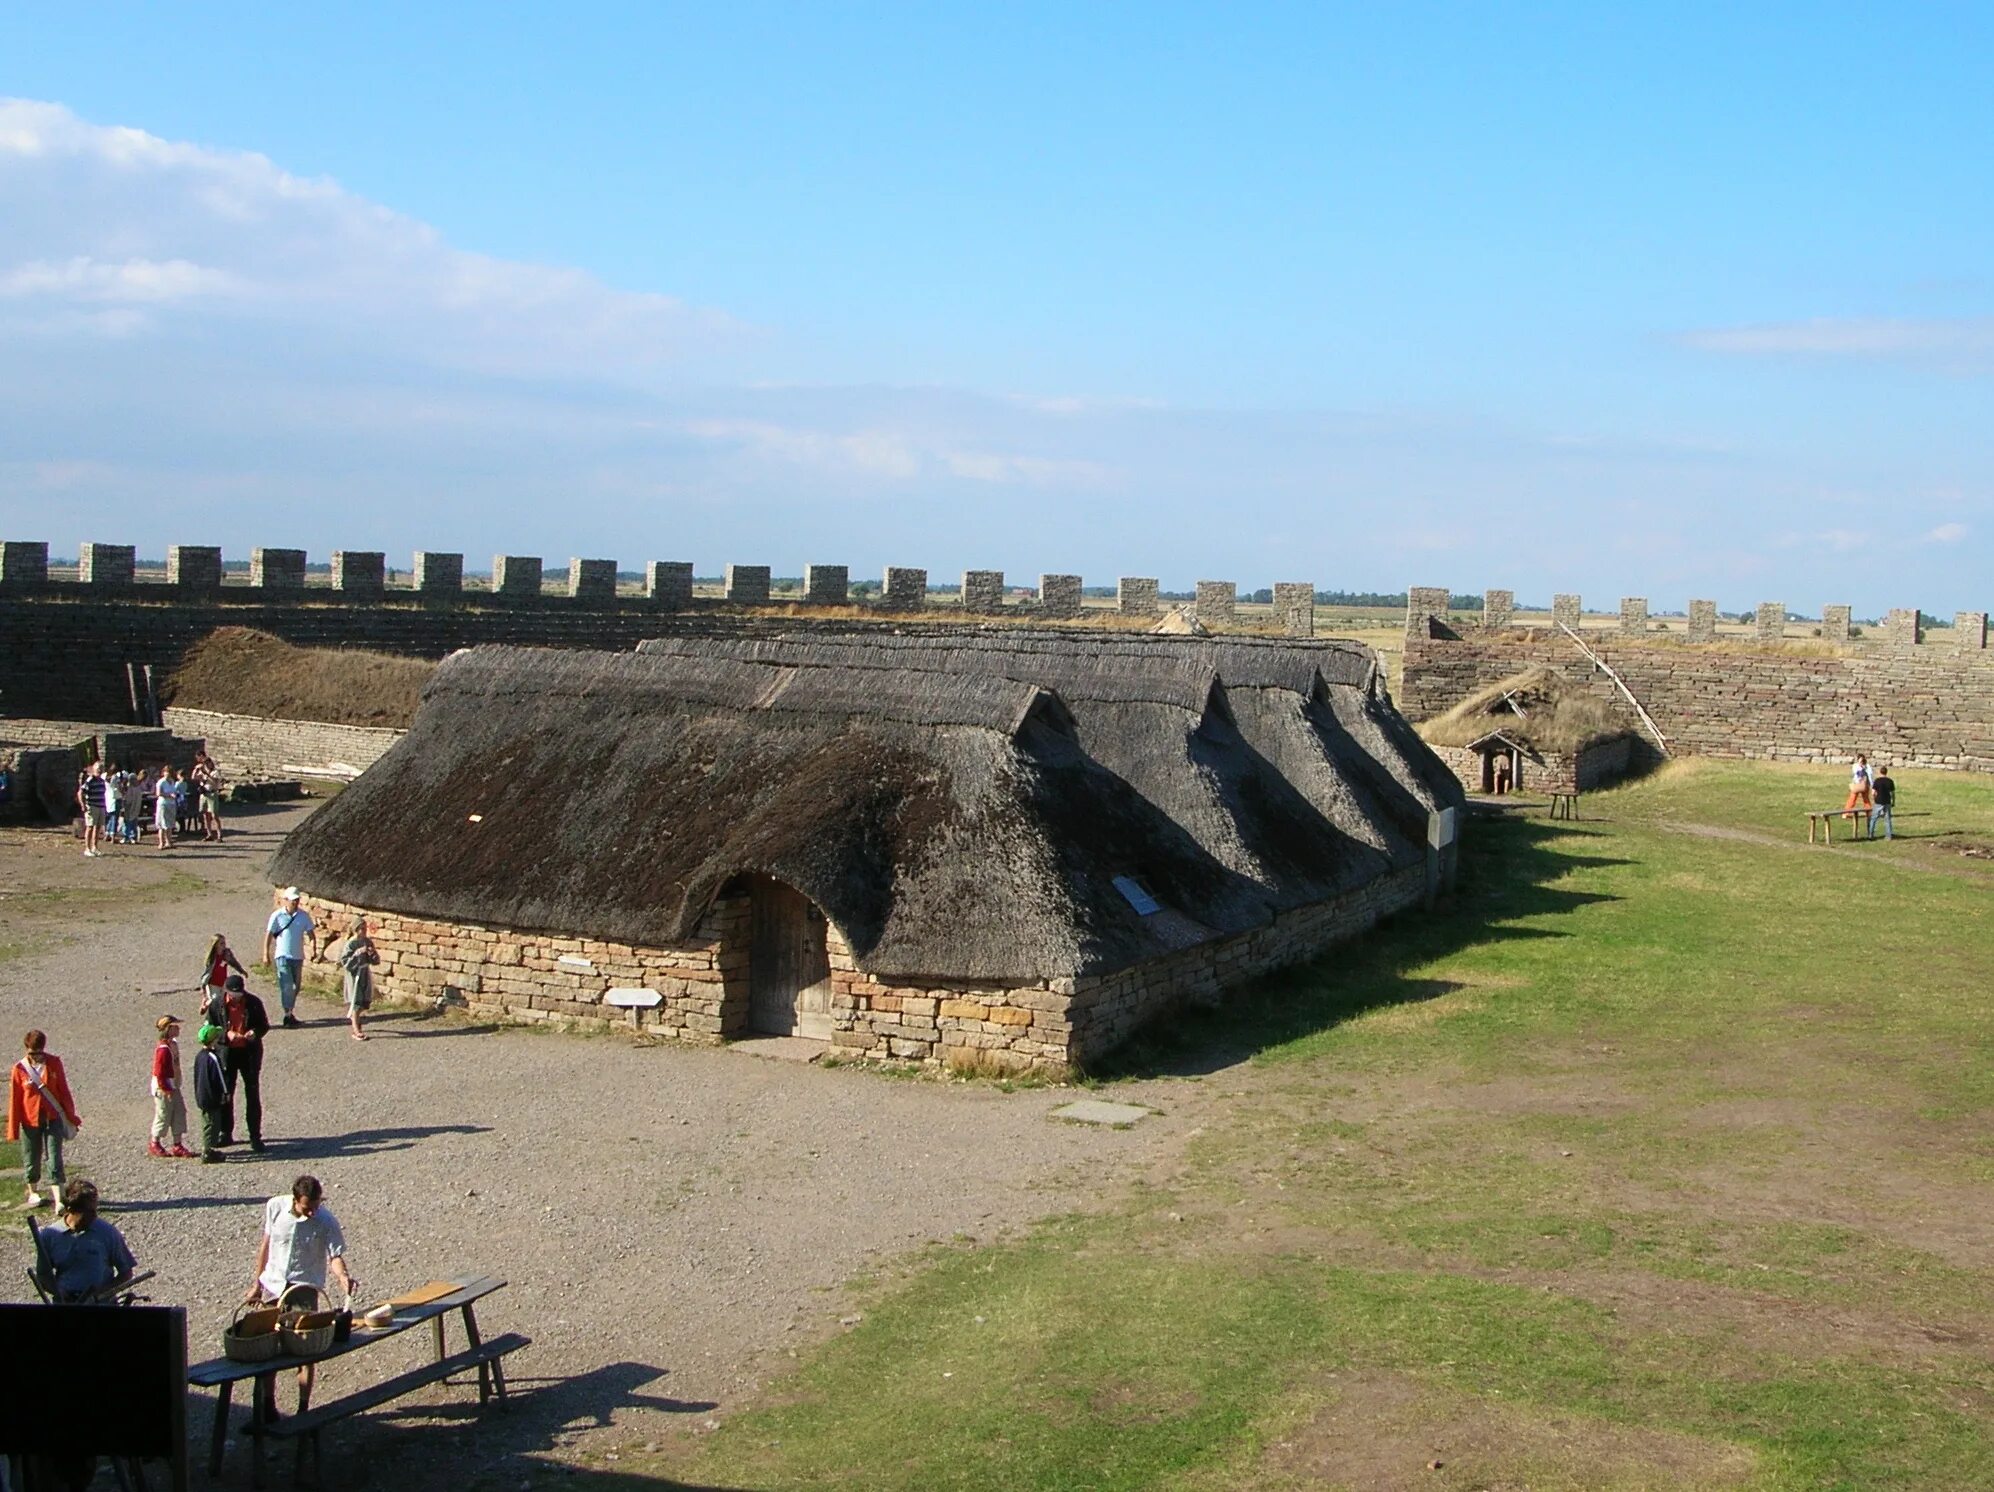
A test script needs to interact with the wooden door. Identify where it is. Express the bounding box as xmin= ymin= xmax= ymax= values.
xmin=748 ymin=877 xmax=834 ymax=1038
